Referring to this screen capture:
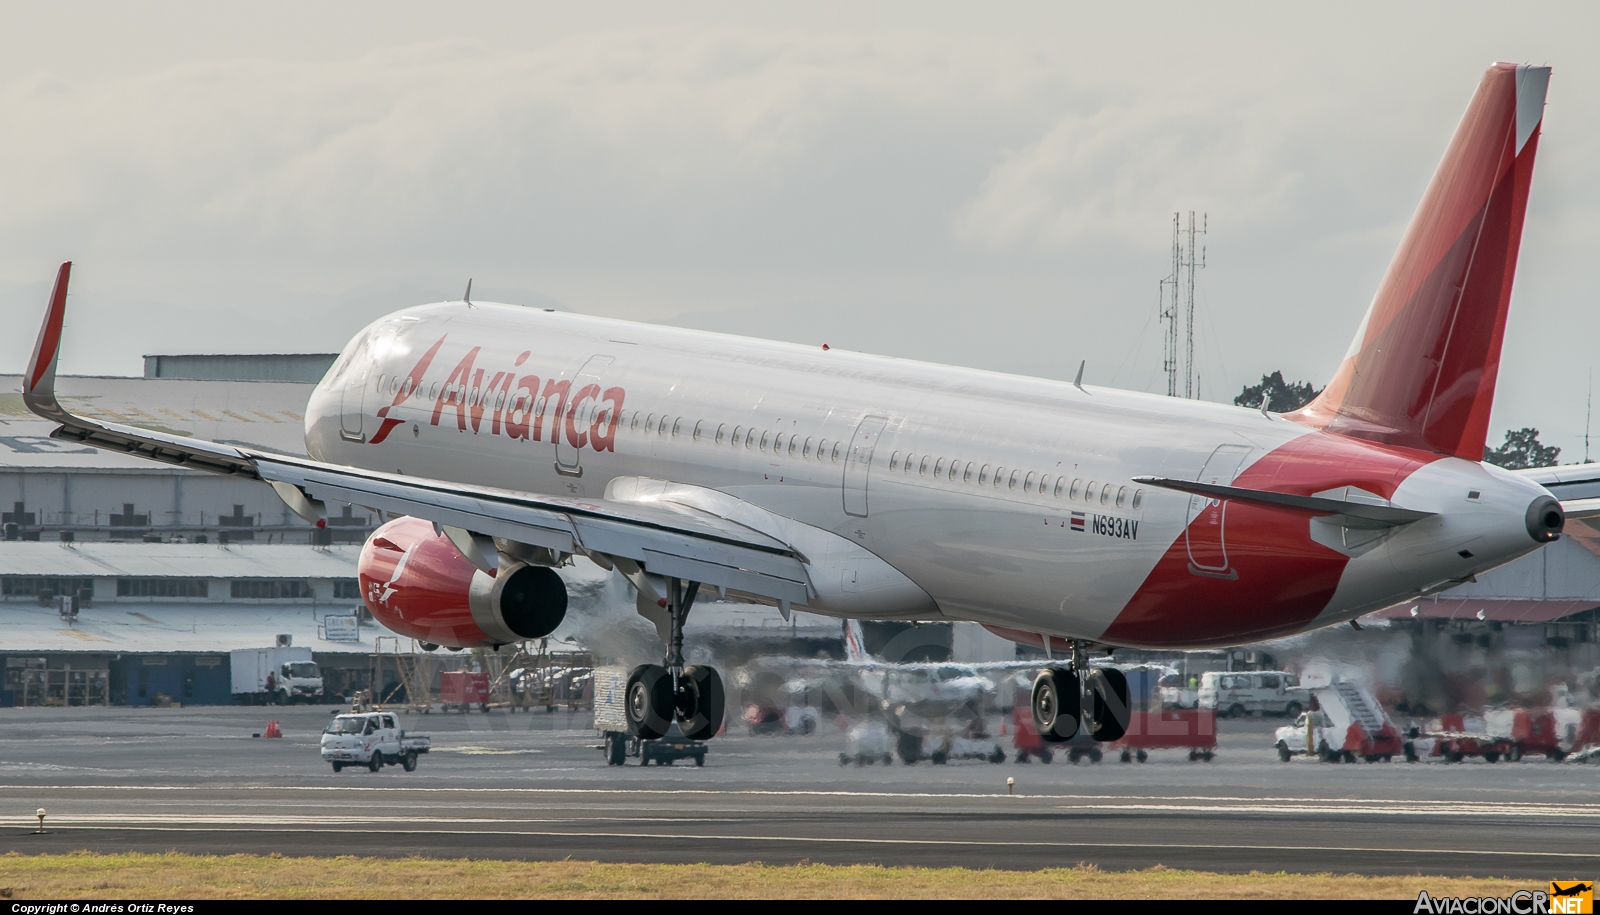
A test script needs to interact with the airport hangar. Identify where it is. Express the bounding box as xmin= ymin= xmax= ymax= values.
xmin=0 ymin=356 xmax=1596 ymax=708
